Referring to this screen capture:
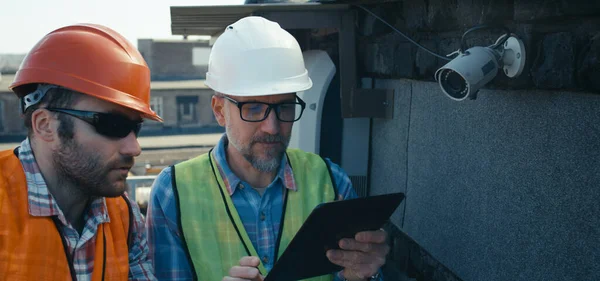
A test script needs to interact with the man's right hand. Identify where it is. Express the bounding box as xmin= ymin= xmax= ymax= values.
xmin=222 ymin=256 xmax=265 ymax=281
